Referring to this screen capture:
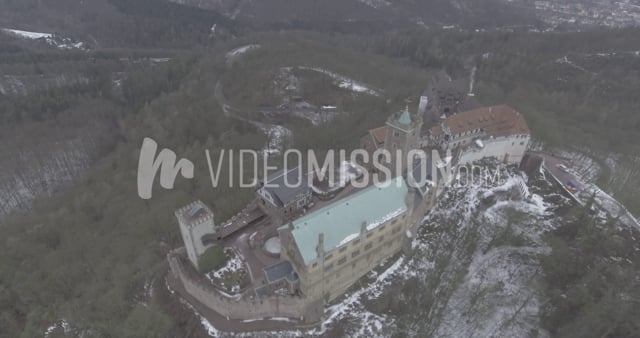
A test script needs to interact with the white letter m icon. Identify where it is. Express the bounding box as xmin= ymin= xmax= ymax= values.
xmin=137 ymin=138 xmax=194 ymax=199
